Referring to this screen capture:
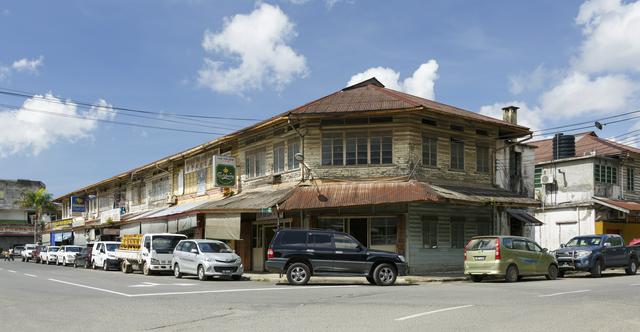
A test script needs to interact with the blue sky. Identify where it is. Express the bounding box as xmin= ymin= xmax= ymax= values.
xmin=1 ymin=0 xmax=639 ymax=197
